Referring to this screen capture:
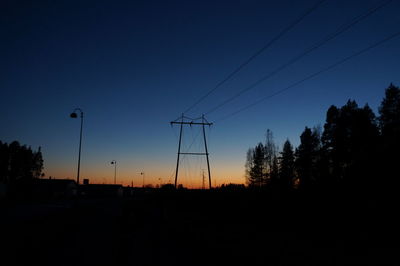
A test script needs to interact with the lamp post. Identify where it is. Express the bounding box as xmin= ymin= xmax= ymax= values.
xmin=111 ymin=160 xmax=117 ymax=184
xmin=140 ymin=172 xmax=145 ymax=188
xmin=70 ymin=108 xmax=83 ymax=185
